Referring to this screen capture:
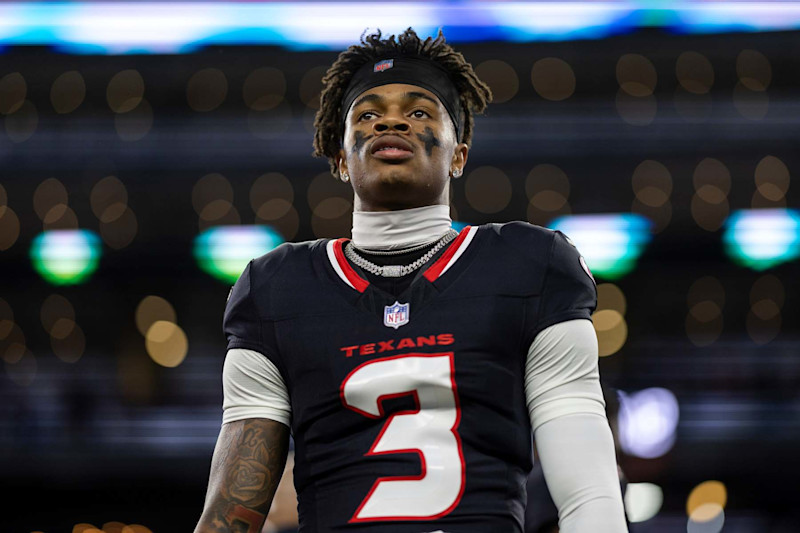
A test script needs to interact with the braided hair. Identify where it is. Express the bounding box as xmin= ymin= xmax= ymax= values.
xmin=313 ymin=28 xmax=492 ymax=178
